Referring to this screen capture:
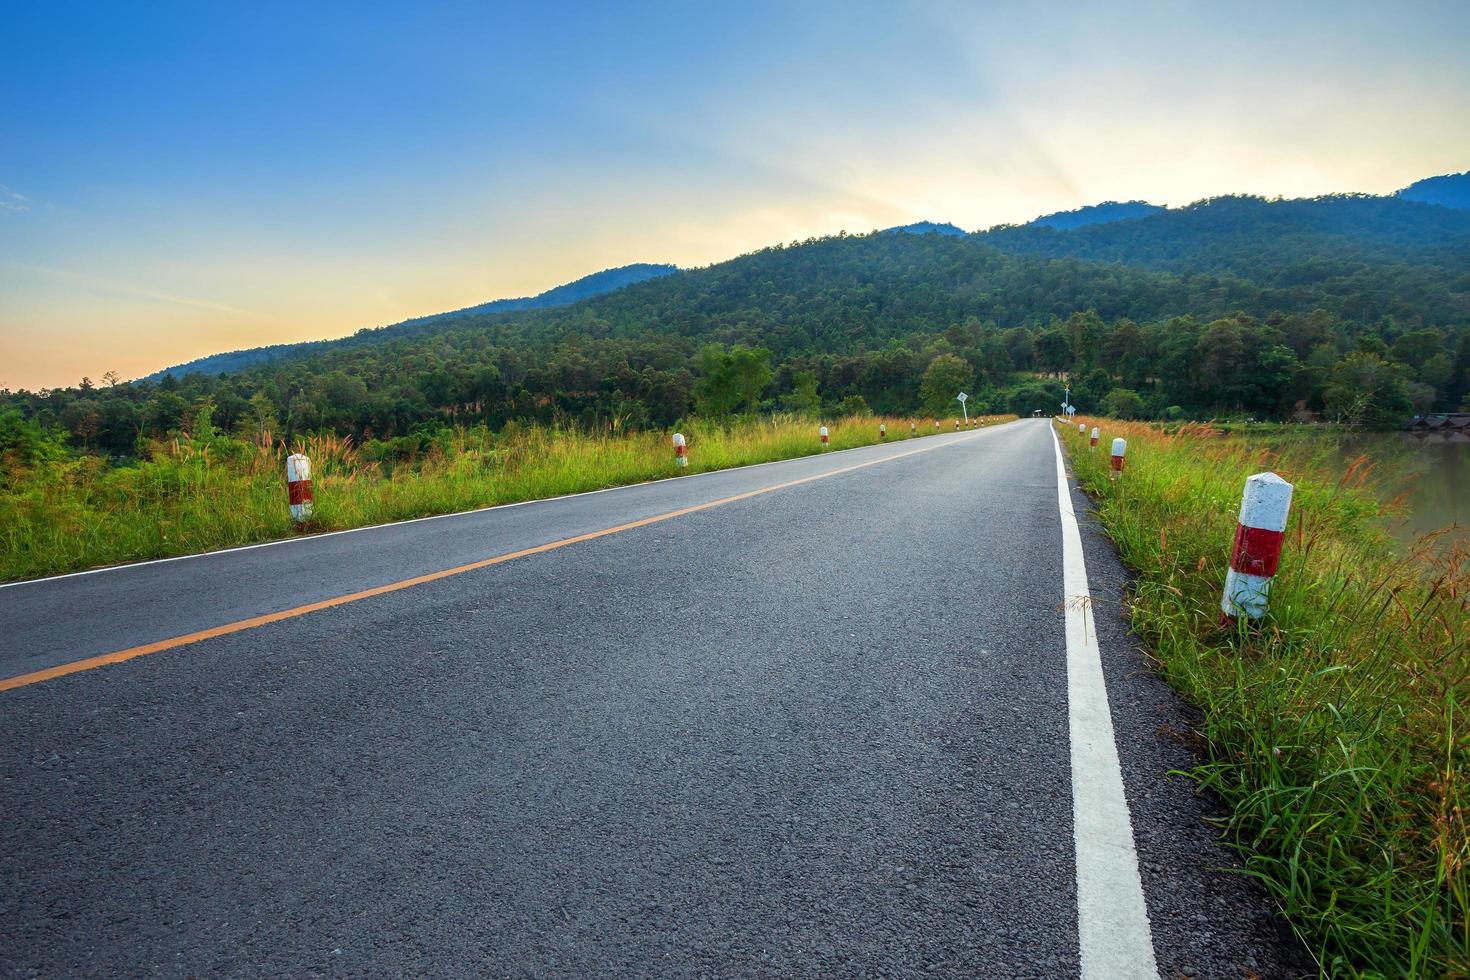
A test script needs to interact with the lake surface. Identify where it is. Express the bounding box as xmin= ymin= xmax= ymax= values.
xmin=1335 ymin=431 xmax=1470 ymax=545
xmin=1232 ymin=427 xmax=1470 ymax=546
